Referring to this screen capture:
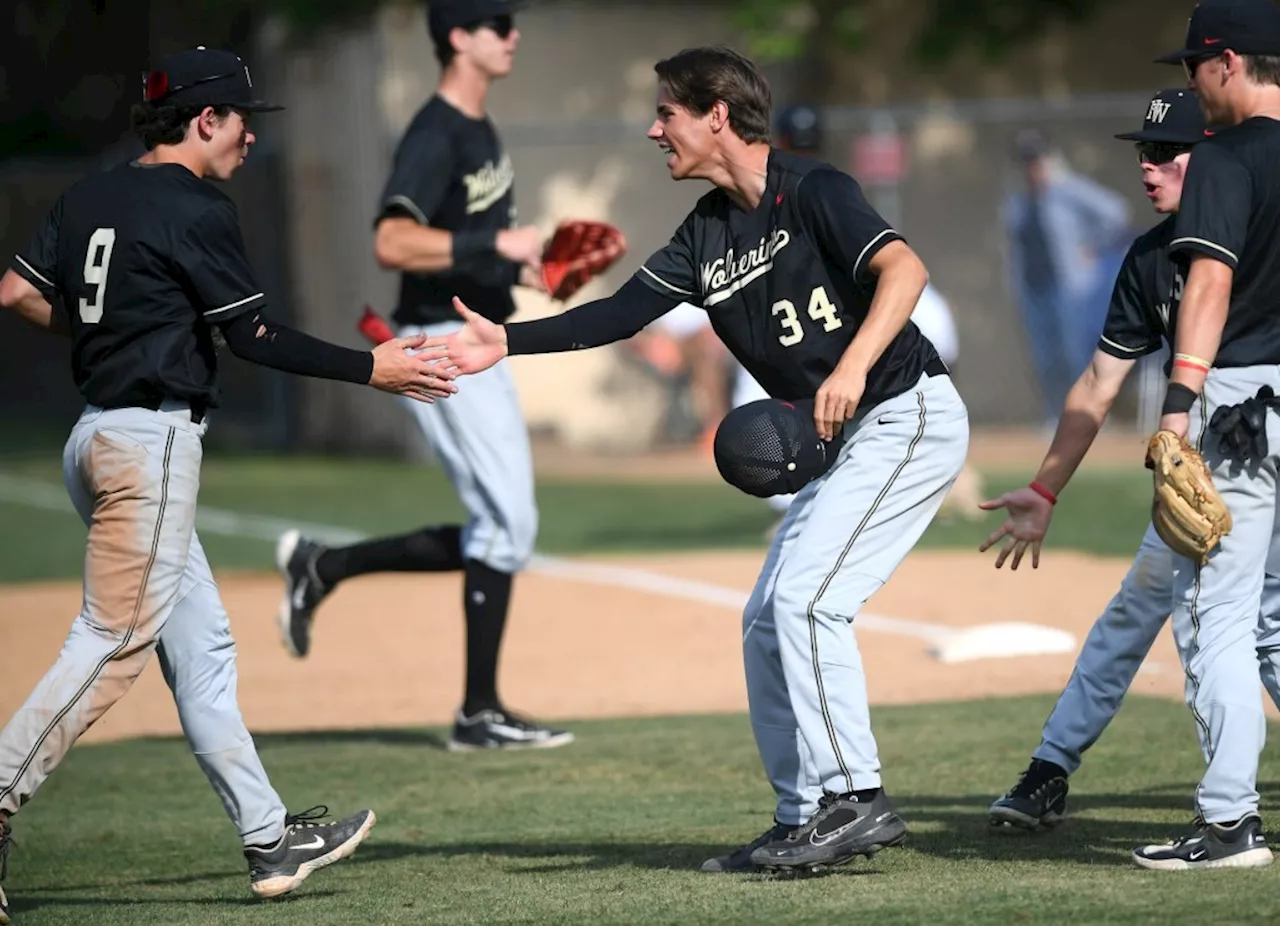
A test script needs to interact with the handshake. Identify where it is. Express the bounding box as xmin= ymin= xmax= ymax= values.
xmin=358 ymin=219 xmax=627 ymax=404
